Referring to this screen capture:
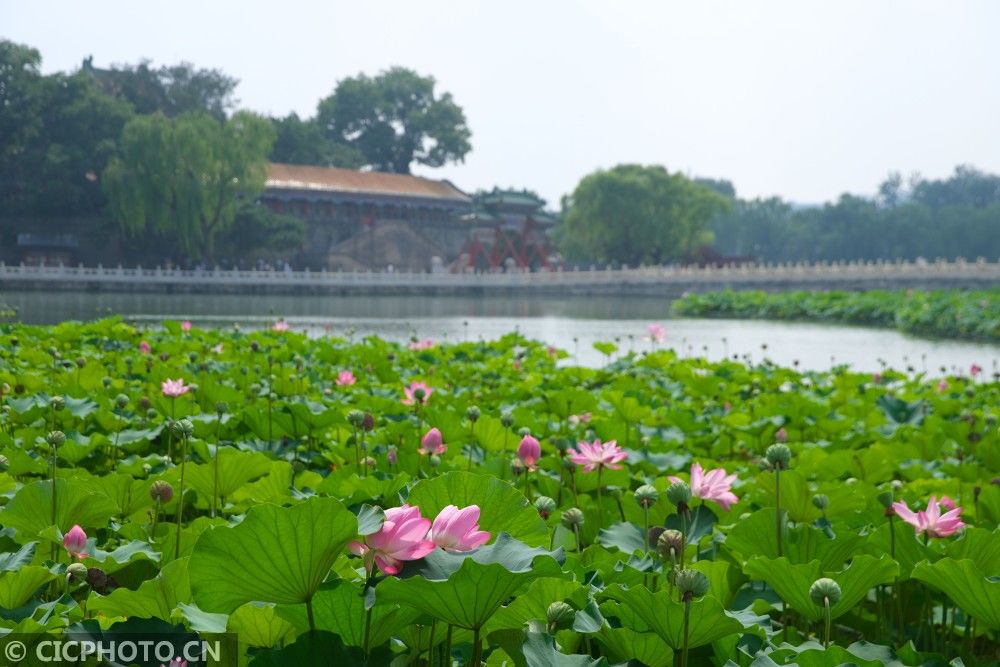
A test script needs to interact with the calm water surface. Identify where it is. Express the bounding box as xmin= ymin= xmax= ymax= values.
xmin=7 ymin=290 xmax=1000 ymax=373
